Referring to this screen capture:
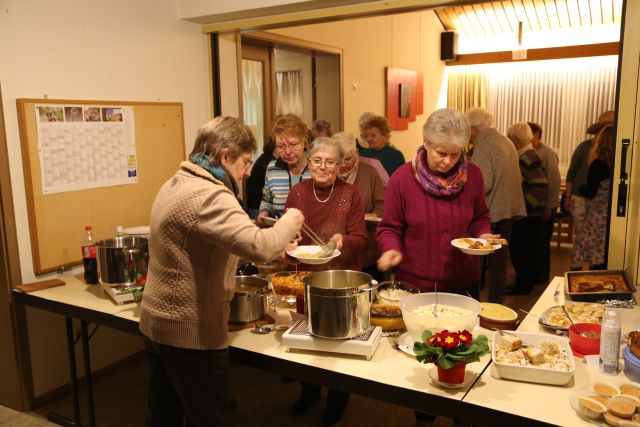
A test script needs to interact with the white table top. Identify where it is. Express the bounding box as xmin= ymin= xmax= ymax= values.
xmin=463 ymin=276 xmax=639 ymax=426
xmin=14 ymin=273 xmax=492 ymax=417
